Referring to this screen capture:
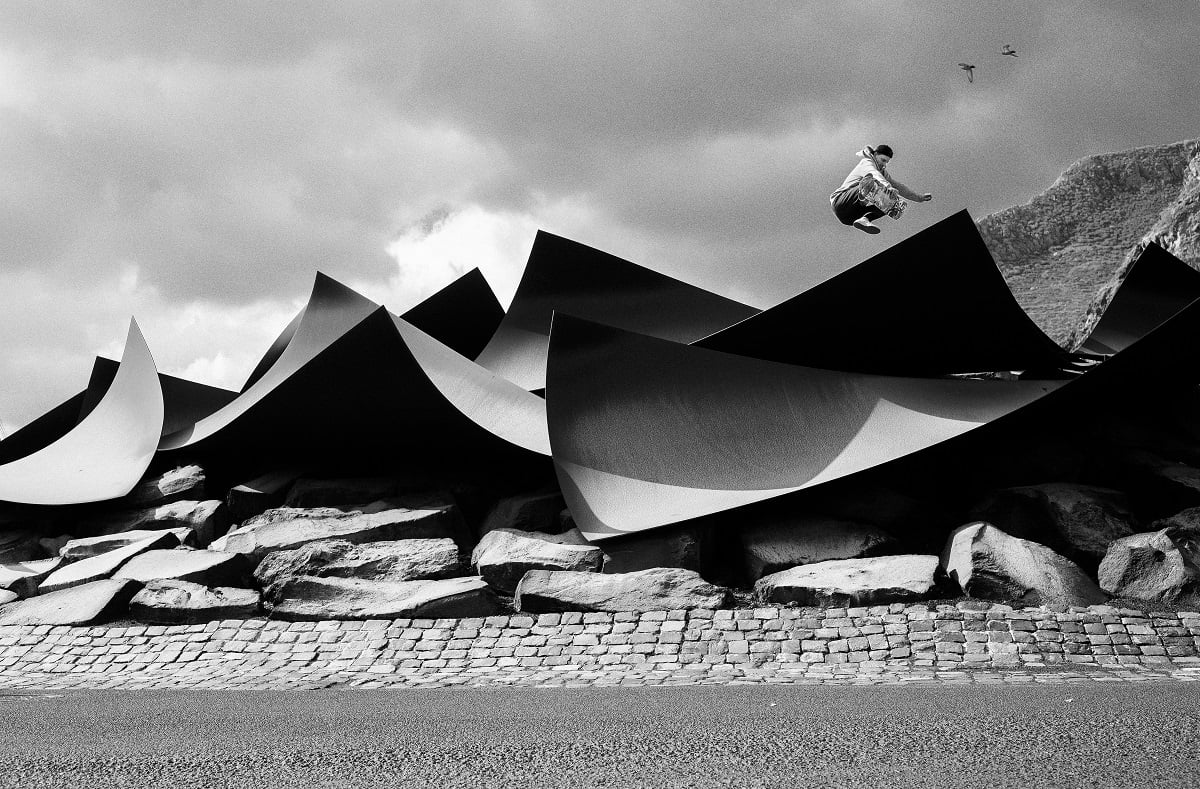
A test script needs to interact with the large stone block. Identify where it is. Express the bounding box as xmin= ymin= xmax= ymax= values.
xmin=0 ymin=578 xmax=142 ymax=625
xmin=472 ymin=528 xmax=602 ymax=593
xmin=0 ymin=557 xmax=63 ymax=598
xmin=969 ymin=483 xmax=1136 ymax=568
xmin=60 ymin=529 xmax=196 ymax=562
xmin=128 ymin=580 xmax=260 ymax=624
xmin=740 ymin=516 xmax=897 ymax=581
xmin=1098 ymin=529 xmax=1200 ymax=604
xmin=941 ymin=521 xmax=1107 ymax=607
xmin=226 ymin=469 xmax=303 ymax=522
xmin=1151 ymin=507 xmax=1200 ymax=555
xmin=514 ymin=568 xmax=730 ymax=613
xmin=38 ymin=535 xmax=74 ymax=558
xmin=478 ymin=490 xmax=567 ymax=537
xmin=114 ymin=549 xmax=253 ymax=588
xmin=211 ymin=495 xmax=467 ymax=562
xmin=125 ymin=465 xmax=206 ymax=508
xmin=268 ymin=575 xmax=501 ymax=620
xmin=254 ymin=538 xmax=461 ymax=601
xmin=599 ymin=526 xmax=713 ymax=575
xmin=81 ymin=500 xmax=230 ymax=548
xmin=755 ymin=555 xmax=943 ymax=607
xmin=39 ymin=532 xmax=179 ymax=593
